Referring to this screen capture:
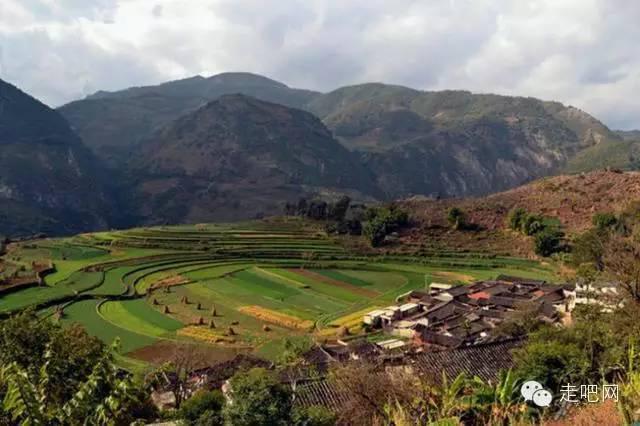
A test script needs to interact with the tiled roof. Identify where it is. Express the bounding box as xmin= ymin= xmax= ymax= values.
xmin=445 ymin=285 xmax=469 ymax=296
xmin=409 ymin=338 xmax=523 ymax=383
xmin=495 ymin=275 xmax=546 ymax=285
xmin=190 ymin=355 xmax=271 ymax=389
xmin=295 ymin=379 xmax=352 ymax=410
xmin=488 ymin=296 xmax=520 ymax=308
xmin=294 ymin=339 xmax=524 ymax=410
xmin=416 ymin=327 xmax=464 ymax=348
